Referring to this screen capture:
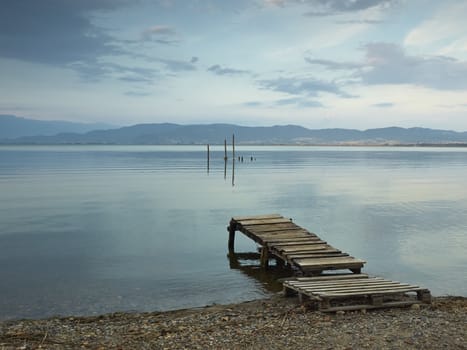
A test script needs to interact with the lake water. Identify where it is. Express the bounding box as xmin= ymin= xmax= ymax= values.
xmin=0 ymin=145 xmax=466 ymax=320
